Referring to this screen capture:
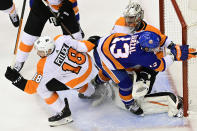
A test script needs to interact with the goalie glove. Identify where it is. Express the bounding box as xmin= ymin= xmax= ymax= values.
xmin=5 ymin=66 xmax=27 ymax=91
xmin=132 ymin=71 xmax=151 ymax=99
xmin=169 ymin=43 xmax=196 ymax=61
